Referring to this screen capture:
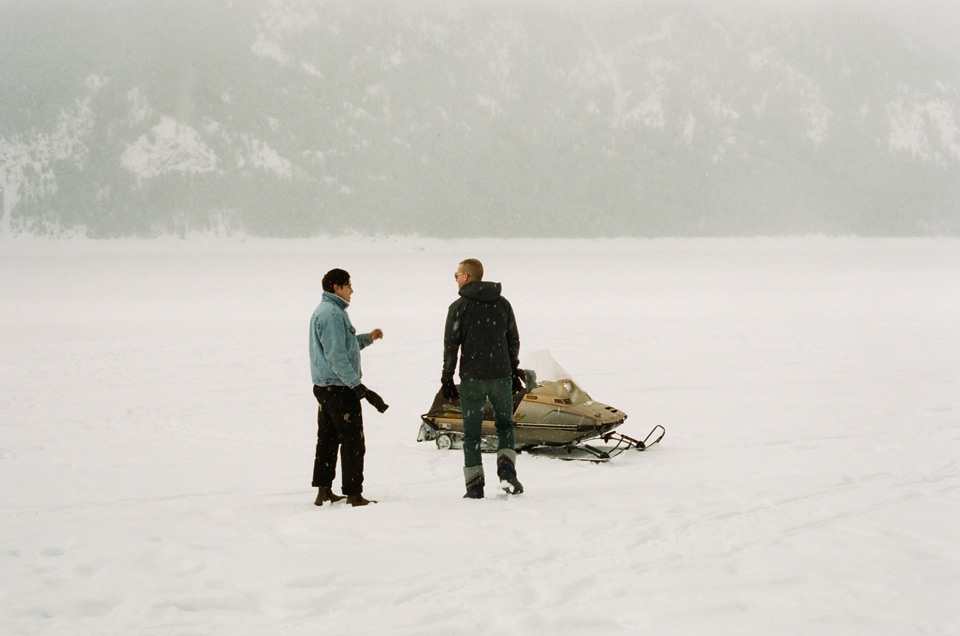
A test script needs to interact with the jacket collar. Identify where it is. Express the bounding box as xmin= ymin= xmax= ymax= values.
xmin=459 ymin=280 xmax=502 ymax=303
xmin=322 ymin=290 xmax=349 ymax=309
